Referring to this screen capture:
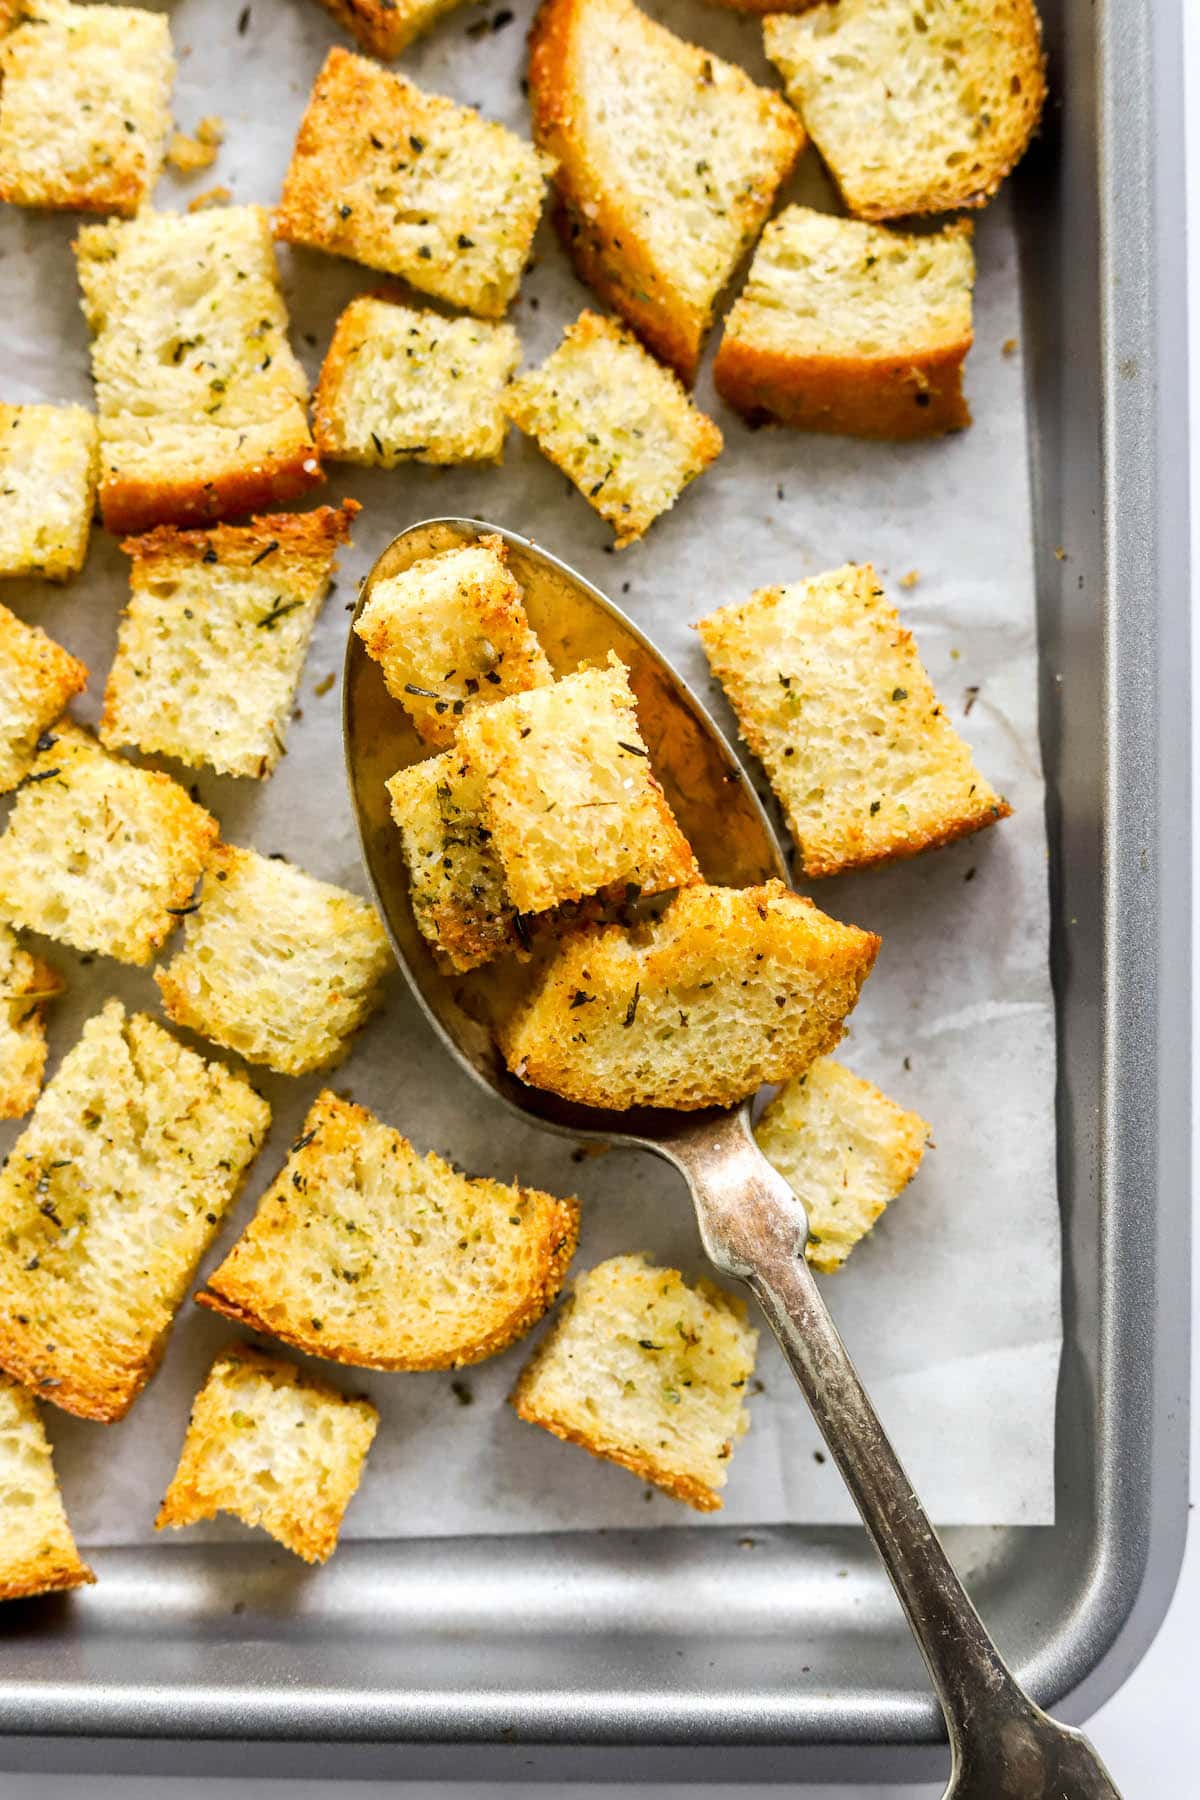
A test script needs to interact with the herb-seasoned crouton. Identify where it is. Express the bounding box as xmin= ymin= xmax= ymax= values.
xmin=155 ymin=842 xmax=391 ymax=1076
xmin=314 ymin=297 xmax=520 ymax=468
xmin=0 ymin=0 xmax=174 ymax=216
xmin=198 ymin=1090 xmax=580 ymax=1370
xmin=0 ymin=924 xmax=62 ymax=1121
xmin=0 ymin=1375 xmax=94 ymax=1601
xmin=512 ymin=1253 xmax=757 ymax=1510
xmin=457 ymin=654 xmax=699 ymax=915
xmin=714 ymin=208 xmax=976 ymax=438
xmin=755 ymin=1057 xmax=930 ymax=1272
xmin=356 ymin=537 xmax=551 ymax=748
xmin=316 ymin=0 xmax=468 ymax=60
xmin=101 ymin=503 xmax=358 ymax=779
xmin=505 ymin=312 xmax=723 ymax=546
xmin=0 ymin=724 xmax=219 ymax=966
xmin=763 ymin=0 xmax=1046 ymax=220
xmin=276 ymin=48 xmax=554 ymax=318
xmin=0 ymin=1000 xmax=270 ymax=1422
xmin=75 ymin=205 xmax=320 ymax=535
xmin=156 ymin=1344 xmax=376 ymax=1563
xmin=696 ymin=564 xmax=1010 ymax=877
xmin=0 ymin=602 xmax=88 ymax=793
xmin=528 ymin=0 xmax=804 ymax=382
xmin=0 ymin=403 xmax=98 ymax=580
xmin=501 ymin=879 xmax=879 ymax=1111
